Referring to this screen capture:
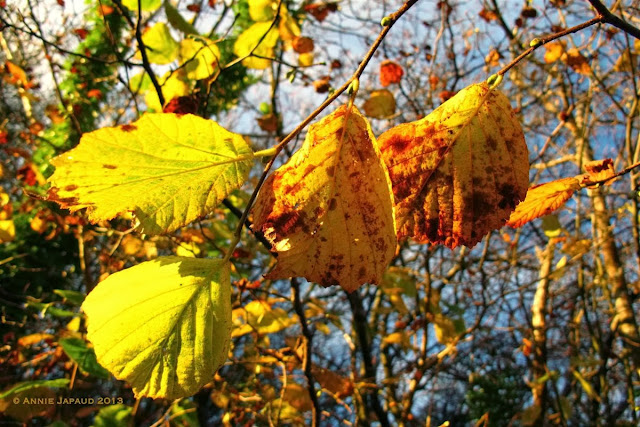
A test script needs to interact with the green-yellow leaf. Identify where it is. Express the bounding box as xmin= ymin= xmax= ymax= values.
xmin=145 ymin=71 xmax=189 ymax=111
xmin=122 ymin=0 xmax=162 ymax=12
xmin=249 ymin=0 xmax=278 ymax=22
xmin=233 ymin=22 xmax=280 ymax=69
xmin=180 ymin=37 xmax=222 ymax=80
xmin=81 ymin=256 xmax=232 ymax=400
xmin=48 ymin=113 xmax=254 ymax=235
xmin=138 ymin=22 xmax=179 ymax=65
